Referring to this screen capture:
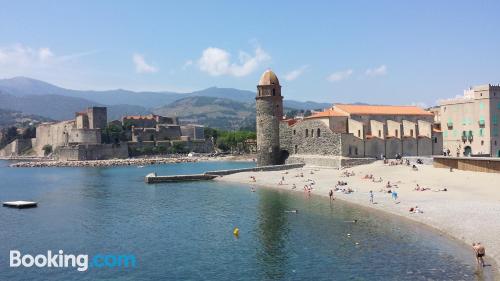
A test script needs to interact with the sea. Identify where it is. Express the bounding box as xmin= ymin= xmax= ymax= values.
xmin=0 ymin=160 xmax=482 ymax=280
